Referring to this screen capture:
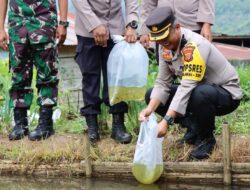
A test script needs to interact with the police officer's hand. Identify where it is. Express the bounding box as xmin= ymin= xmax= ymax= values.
xmin=139 ymin=107 xmax=153 ymax=122
xmin=139 ymin=34 xmax=150 ymax=49
xmin=93 ymin=25 xmax=108 ymax=47
xmin=124 ymin=26 xmax=137 ymax=43
xmin=157 ymin=119 xmax=168 ymax=138
xmin=0 ymin=29 xmax=9 ymax=50
xmin=201 ymin=23 xmax=213 ymax=42
xmin=56 ymin=25 xmax=67 ymax=46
